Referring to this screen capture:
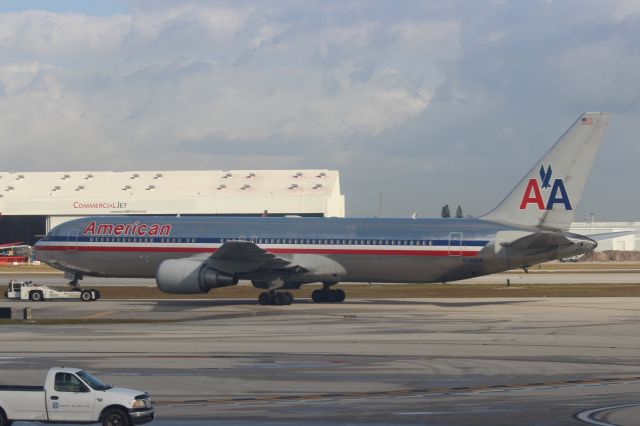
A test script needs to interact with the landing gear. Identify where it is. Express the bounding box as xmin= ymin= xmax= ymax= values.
xmin=66 ymin=272 xmax=82 ymax=289
xmin=311 ymin=287 xmax=346 ymax=303
xmin=258 ymin=291 xmax=294 ymax=306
